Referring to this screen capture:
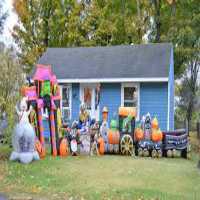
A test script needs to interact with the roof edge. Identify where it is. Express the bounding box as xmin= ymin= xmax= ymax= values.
xmin=58 ymin=77 xmax=169 ymax=83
